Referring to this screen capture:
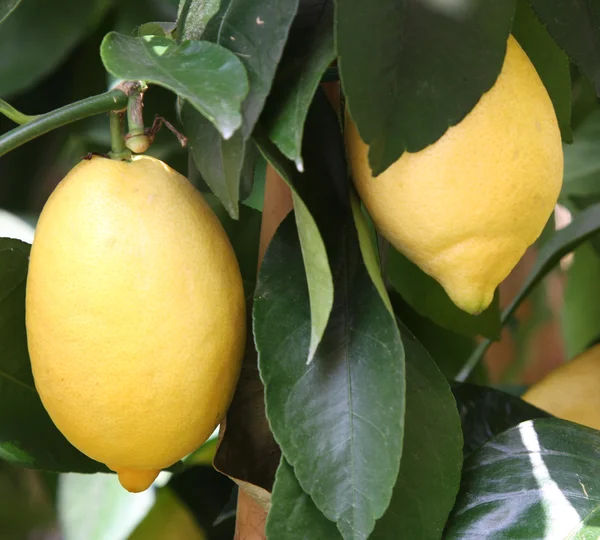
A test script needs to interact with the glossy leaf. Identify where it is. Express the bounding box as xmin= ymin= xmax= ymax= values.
xmin=262 ymin=0 xmax=335 ymax=170
xmin=267 ymin=323 xmax=462 ymax=540
xmin=512 ymin=0 xmax=573 ymax=142
xmin=100 ymin=33 xmax=249 ymax=139
xmin=58 ymin=473 xmax=155 ymax=540
xmin=177 ymin=0 xmax=220 ymax=40
xmin=445 ymin=419 xmax=600 ymax=538
xmin=528 ymin=0 xmax=600 ymax=95
xmin=386 ymin=247 xmax=501 ymax=340
xmin=561 ymin=243 xmax=600 ymax=359
xmin=0 ymin=0 xmax=110 ymax=97
xmin=255 ymin=214 xmax=405 ymax=540
xmin=0 ymin=239 xmax=105 ymax=473
xmin=203 ymin=0 xmax=299 ymax=137
xmin=371 ymin=323 xmax=462 ymax=540
xmin=337 ymin=0 xmax=515 ymax=174
xmin=182 ymin=103 xmax=245 ymax=219
xmin=0 ymin=0 xmax=21 ymax=24
xmin=451 ymin=382 xmax=551 ymax=457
